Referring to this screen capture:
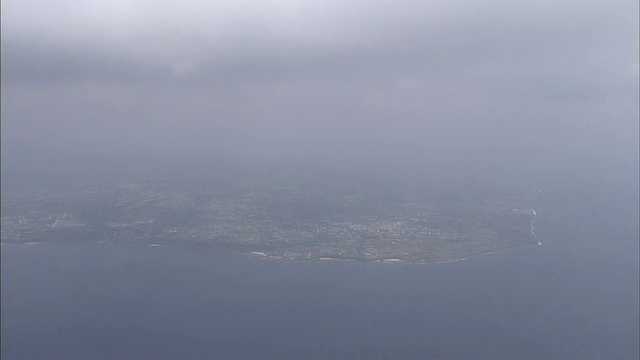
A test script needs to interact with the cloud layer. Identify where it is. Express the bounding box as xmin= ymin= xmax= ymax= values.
xmin=2 ymin=0 xmax=638 ymax=171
